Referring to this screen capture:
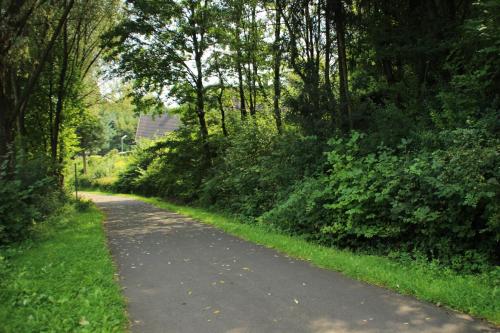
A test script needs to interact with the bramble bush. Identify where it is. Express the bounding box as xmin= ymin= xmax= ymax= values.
xmin=261 ymin=124 xmax=499 ymax=271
